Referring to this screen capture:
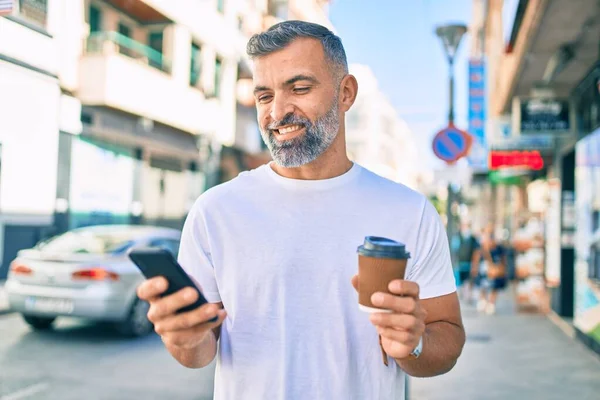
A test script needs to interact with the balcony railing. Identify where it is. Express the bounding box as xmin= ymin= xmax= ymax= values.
xmin=86 ymin=31 xmax=171 ymax=74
